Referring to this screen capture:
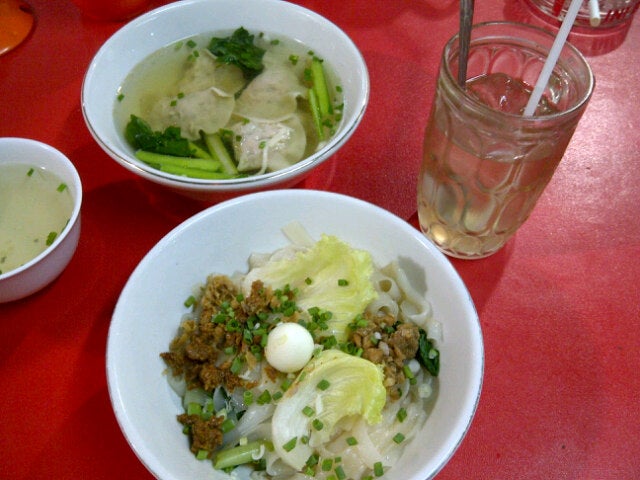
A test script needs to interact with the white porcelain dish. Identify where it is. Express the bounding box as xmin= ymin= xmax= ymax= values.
xmin=0 ymin=138 xmax=82 ymax=303
xmin=107 ymin=189 xmax=483 ymax=480
xmin=82 ymin=0 xmax=369 ymax=202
